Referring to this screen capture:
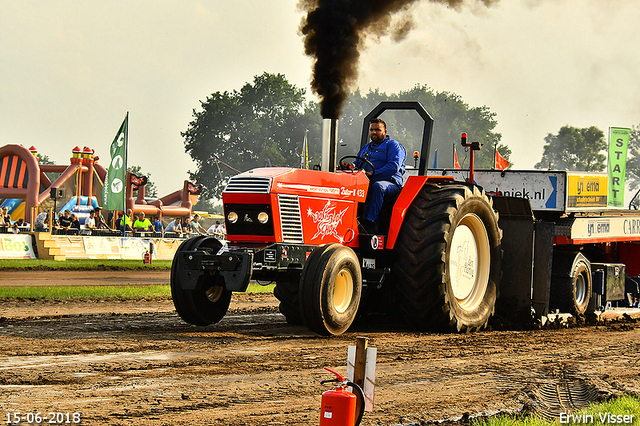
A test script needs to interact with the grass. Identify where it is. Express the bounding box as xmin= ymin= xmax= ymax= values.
xmin=1 ymin=258 xmax=276 ymax=299
xmin=0 ymin=259 xmax=172 ymax=270
xmin=0 ymin=283 xmax=275 ymax=299
xmin=473 ymin=395 xmax=640 ymax=426
xmin=0 ymin=285 xmax=172 ymax=299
